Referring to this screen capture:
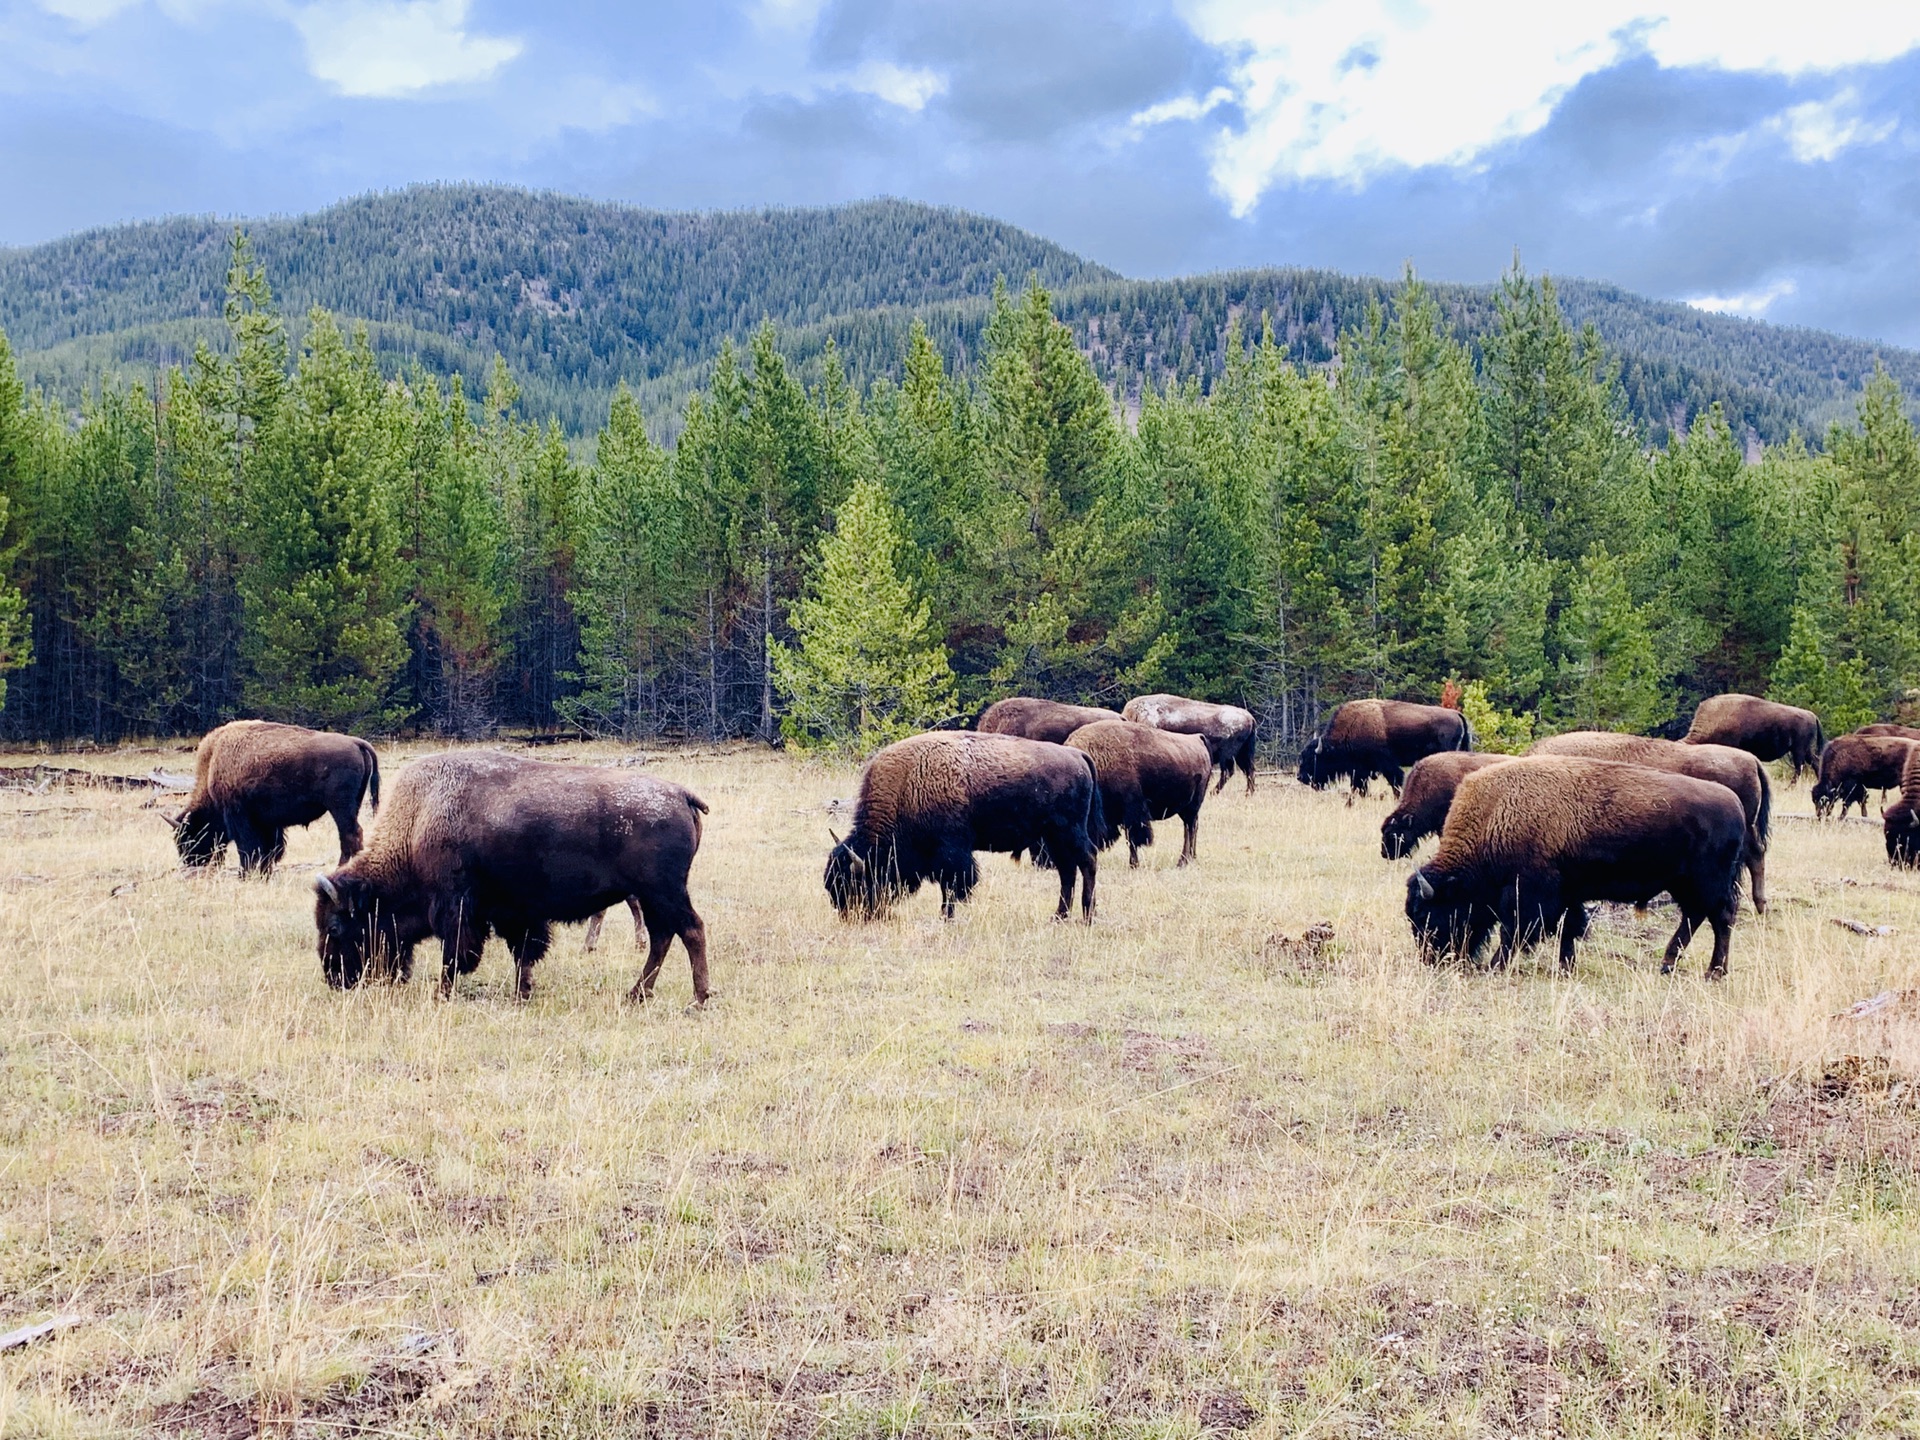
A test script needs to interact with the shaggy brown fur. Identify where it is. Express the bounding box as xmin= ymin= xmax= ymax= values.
xmin=1813 ymin=733 xmax=1915 ymax=820
xmin=1380 ymin=752 xmax=1510 ymax=859
xmin=977 ymin=697 xmax=1124 ymax=743
xmin=1409 ymin=756 xmax=1746 ymax=977
xmin=1684 ymin=693 xmax=1823 ymax=779
xmin=1529 ymin=731 xmax=1772 ymax=911
xmin=1065 ymin=720 xmax=1212 ymax=867
xmin=1856 ymin=723 xmax=1920 ymax=741
xmin=1297 ymin=699 xmax=1472 ymax=797
xmin=1887 ymin=795 xmax=1919 ymax=868
xmin=1121 ymin=694 xmax=1258 ymax=794
xmin=170 ymin=720 xmax=379 ymax=876
xmin=314 ymin=751 xmax=708 ymax=1004
xmin=826 ymin=731 xmax=1100 ymax=921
